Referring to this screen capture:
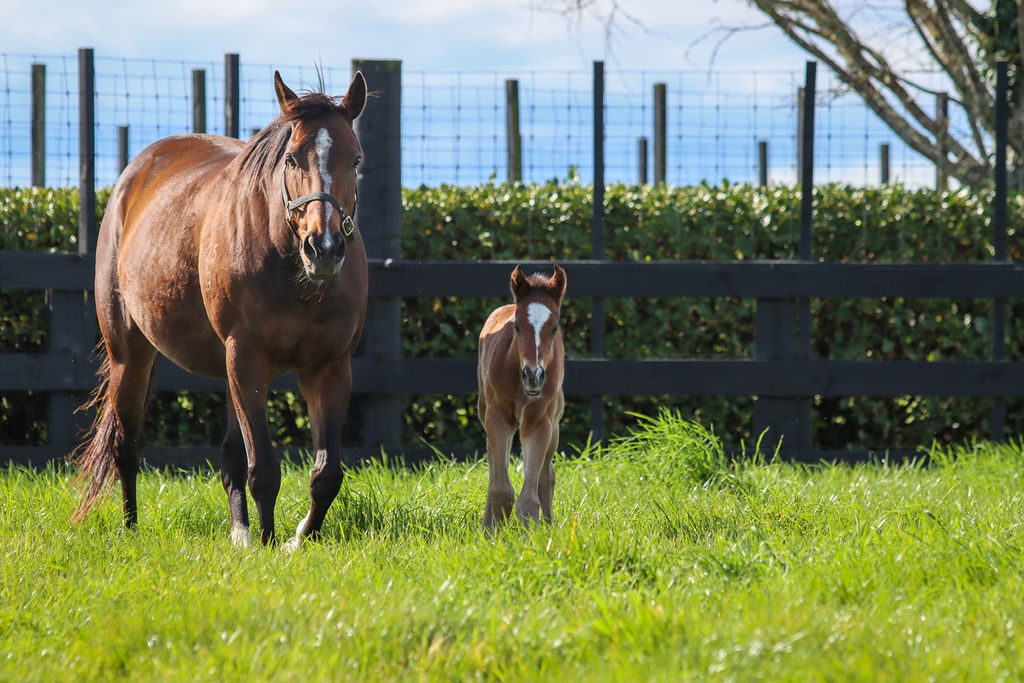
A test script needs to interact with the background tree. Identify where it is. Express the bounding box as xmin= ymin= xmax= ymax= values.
xmin=535 ymin=0 xmax=1022 ymax=189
